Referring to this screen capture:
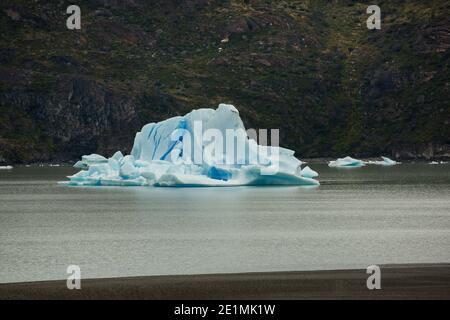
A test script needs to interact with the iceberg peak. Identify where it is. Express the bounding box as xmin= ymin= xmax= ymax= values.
xmin=300 ymin=166 xmax=319 ymax=178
